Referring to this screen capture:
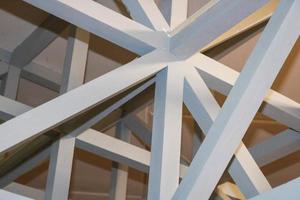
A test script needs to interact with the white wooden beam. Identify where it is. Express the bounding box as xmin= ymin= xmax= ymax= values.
xmin=123 ymin=114 xmax=151 ymax=146
xmin=148 ymin=63 xmax=184 ymax=200
xmin=4 ymin=182 xmax=44 ymax=200
xmin=21 ymin=62 xmax=61 ymax=92
xmin=174 ymin=1 xmax=300 ymax=199
xmin=0 ymin=148 xmax=49 ymax=188
xmin=76 ymin=129 xmax=188 ymax=177
xmin=45 ymin=27 xmax=89 ymax=200
xmin=122 ymin=0 xmax=169 ymax=31
xmin=0 ymin=95 xmax=31 ymax=121
xmin=60 ymin=27 xmax=89 ymax=93
xmin=76 ymin=129 xmax=149 ymax=172
xmin=45 ymin=137 xmax=75 ymax=200
xmin=189 ymin=53 xmax=300 ymax=133
xmin=3 ymin=66 xmax=21 ymax=100
xmin=201 ymin=0 xmax=279 ymax=52
xmin=0 ymin=78 xmax=154 ymax=188
xmin=0 ymin=189 xmax=33 ymax=200
xmin=110 ymin=122 xmax=131 ymax=200
xmin=9 ymin=15 xmax=68 ymax=68
xmin=250 ymin=129 xmax=300 ymax=167
xmin=0 ymin=49 xmax=174 ymax=155
xmin=183 ymin=65 xmax=271 ymax=198
xmin=170 ymin=0 xmax=269 ymax=58
xmin=249 ymin=178 xmax=300 ymax=200
xmin=169 ymin=0 xmax=188 ymax=29
xmin=23 ymin=0 xmax=167 ymax=55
